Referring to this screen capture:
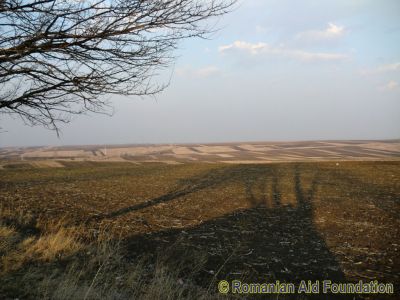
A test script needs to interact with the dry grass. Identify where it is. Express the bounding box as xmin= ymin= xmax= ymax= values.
xmin=0 ymin=225 xmax=18 ymax=255
xmin=0 ymin=224 xmax=217 ymax=299
xmin=23 ymin=227 xmax=82 ymax=261
xmin=0 ymin=223 xmax=81 ymax=274
xmin=0 ymin=211 xmax=218 ymax=299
